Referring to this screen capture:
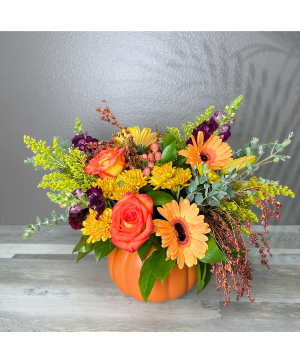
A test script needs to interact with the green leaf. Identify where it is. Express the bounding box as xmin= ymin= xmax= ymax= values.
xmin=162 ymin=132 xmax=176 ymax=150
xmin=196 ymin=261 xmax=212 ymax=293
xmin=78 ymin=242 xmax=95 ymax=253
xmin=173 ymin=156 xmax=187 ymax=167
xmin=148 ymin=247 xmax=175 ymax=283
xmin=94 ymin=238 xmax=116 ymax=263
xmin=212 ymin=181 xmax=222 ymax=189
xmin=146 ymin=191 xmax=173 ymax=205
xmin=137 ymin=241 xmax=152 ymax=261
xmin=195 ymin=194 xmax=204 ymax=205
xmin=139 ymin=184 xmax=153 ymax=193
xmin=72 ymin=235 xmax=89 ymax=253
xmin=168 ymin=149 xmax=178 ymax=162
xmin=160 ymin=140 xmax=176 ymax=163
xmin=138 ymin=259 xmax=157 ymax=303
xmin=149 ymin=233 xmax=162 ymax=249
xmin=75 ymin=117 xmax=83 ymax=134
xmin=199 ymin=235 xmax=227 ymax=264
xmin=51 ymin=210 xmax=57 ymax=219
xmin=76 ymin=251 xmax=91 ymax=263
